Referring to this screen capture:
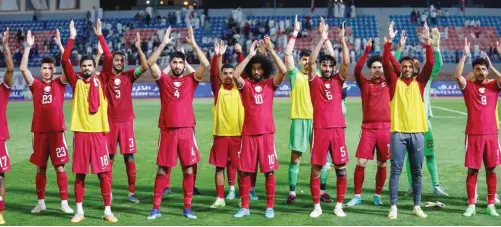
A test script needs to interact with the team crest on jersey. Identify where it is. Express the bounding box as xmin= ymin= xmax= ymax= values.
xmin=381 ymin=82 xmax=386 ymax=87
xmin=114 ymin=78 xmax=121 ymax=86
xmin=478 ymin=87 xmax=486 ymax=94
xmin=324 ymin=83 xmax=331 ymax=89
xmin=173 ymin=81 xmax=182 ymax=87
xmin=254 ymin=85 xmax=262 ymax=93
xmin=44 ymin=86 xmax=51 ymax=93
